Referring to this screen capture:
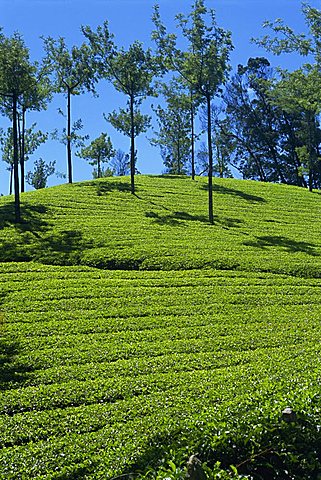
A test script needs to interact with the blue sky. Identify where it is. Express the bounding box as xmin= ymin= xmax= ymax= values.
xmin=0 ymin=0 xmax=314 ymax=194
